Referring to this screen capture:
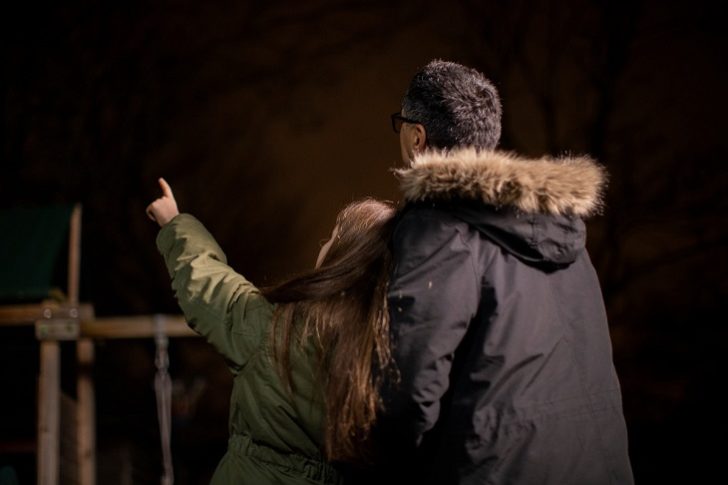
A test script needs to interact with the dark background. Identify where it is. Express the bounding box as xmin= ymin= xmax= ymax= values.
xmin=2 ymin=0 xmax=727 ymax=483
